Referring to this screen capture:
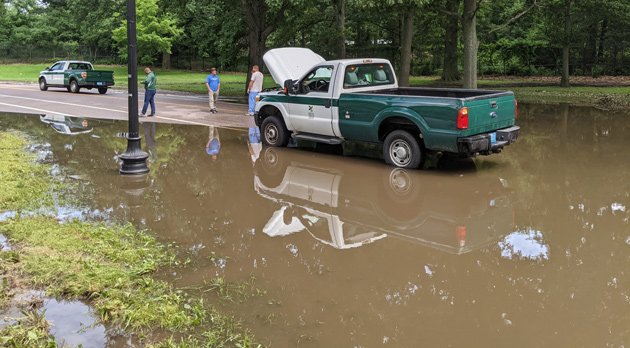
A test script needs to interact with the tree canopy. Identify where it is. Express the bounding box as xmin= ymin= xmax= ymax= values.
xmin=2 ymin=0 xmax=630 ymax=87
